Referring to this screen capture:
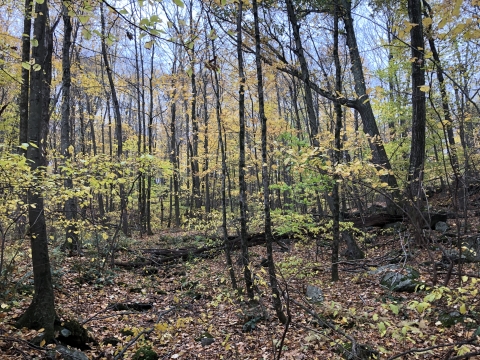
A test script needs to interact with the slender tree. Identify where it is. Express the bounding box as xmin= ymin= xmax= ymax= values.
xmin=237 ymin=0 xmax=255 ymax=299
xmin=252 ymin=0 xmax=286 ymax=323
xmin=19 ymin=0 xmax=32 ymax=152
xmin=60 ymin=1 xmax=78 ymax=253
xmin=407 ymin=0 xmax=427 ymax=239
xmin=100 ymin=3 xmax=128 ymax=235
